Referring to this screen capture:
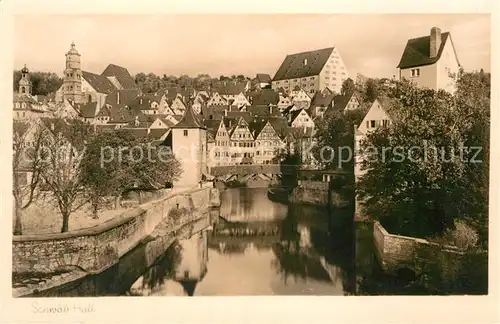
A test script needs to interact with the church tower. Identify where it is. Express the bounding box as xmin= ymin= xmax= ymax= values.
xmin=18 ymin=65 xmax=32 ymax=95
xmin=62 ymin=42 xmax=84 ymax=103
xmin=170 ymin=105 xmax=207 ymax=188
